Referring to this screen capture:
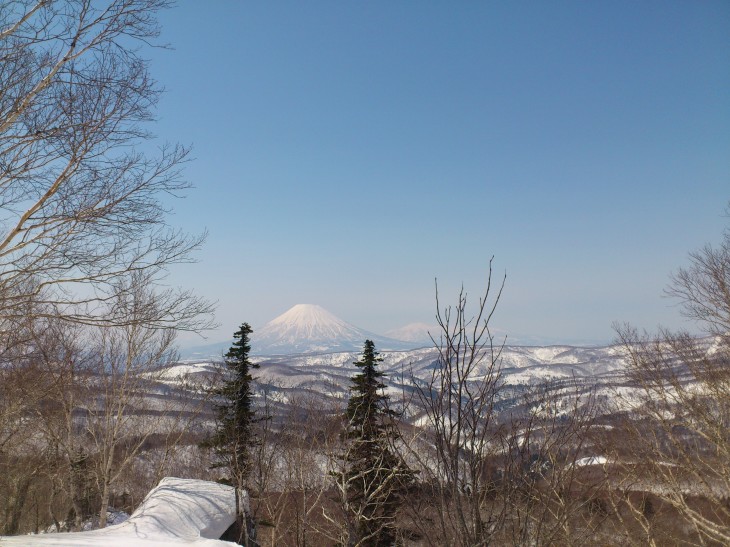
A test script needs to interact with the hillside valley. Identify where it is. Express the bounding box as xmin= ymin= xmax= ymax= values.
xmin=168 ymin=304 xmax=644 ymax=423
